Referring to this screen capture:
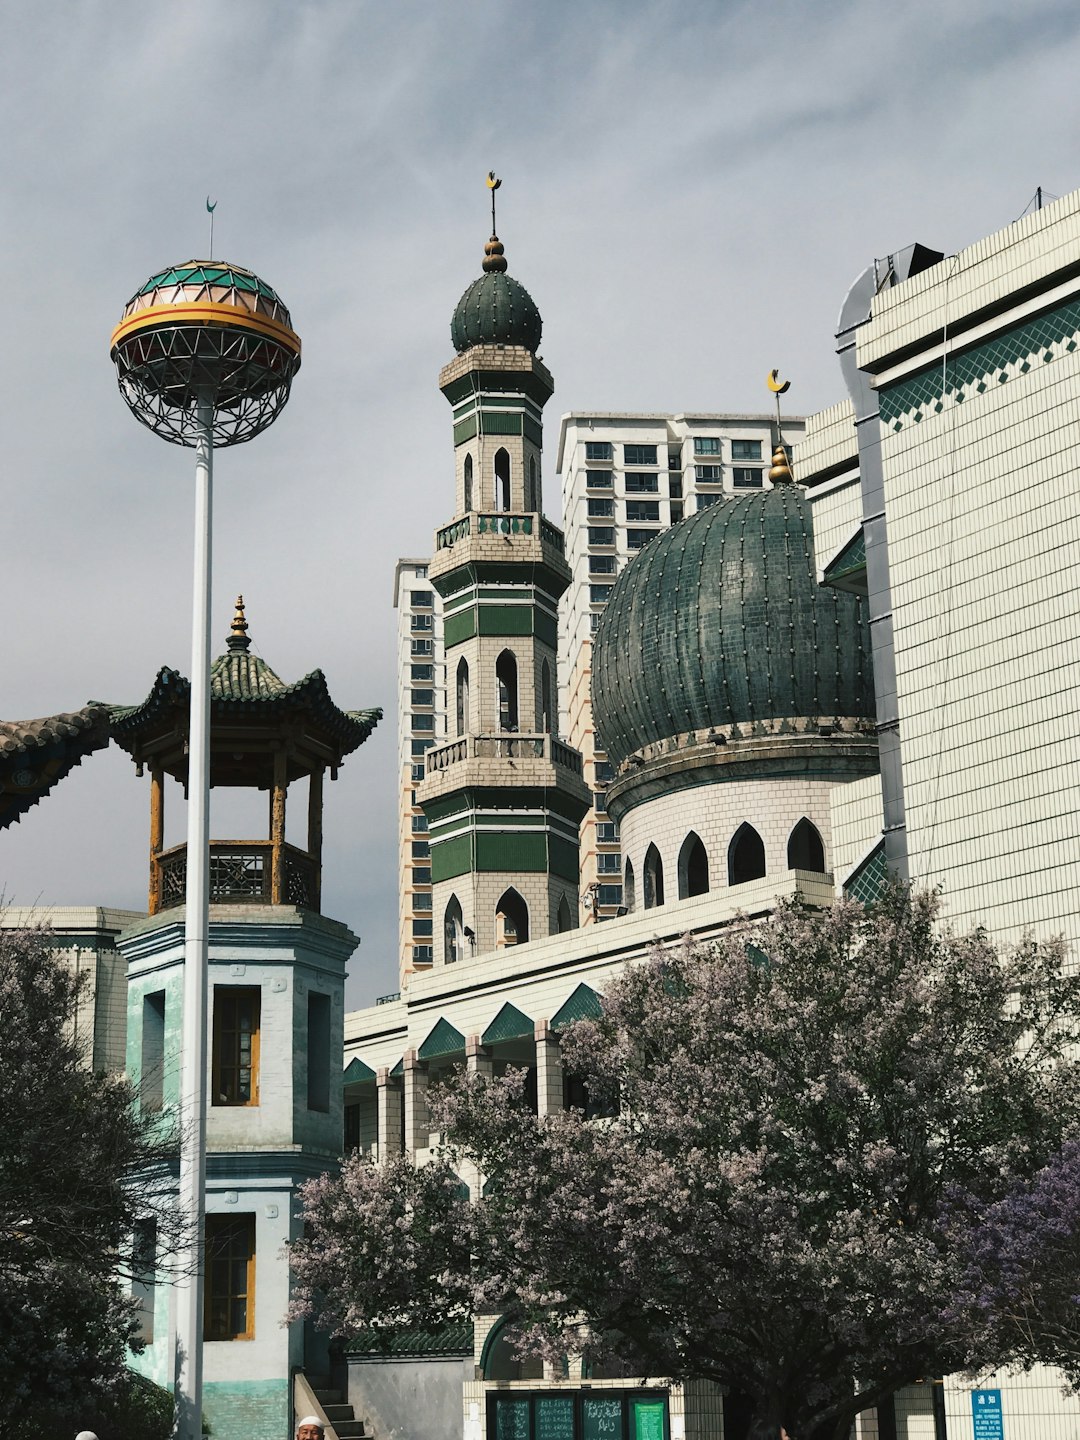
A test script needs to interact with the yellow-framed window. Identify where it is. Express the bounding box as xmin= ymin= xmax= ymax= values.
xmin=204 ymin=1213 xmax=255 ymax=1341
xmin=212 ymin=985 xmax=261 ymax=1106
